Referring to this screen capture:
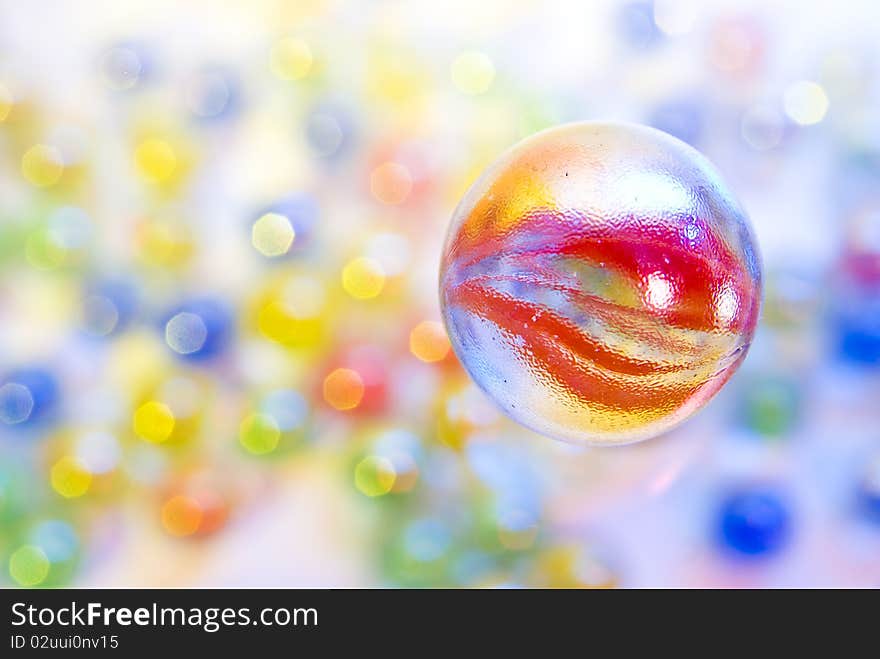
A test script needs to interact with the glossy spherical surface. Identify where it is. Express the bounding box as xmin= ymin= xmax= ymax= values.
xmin=439 ymin=122 xmax=762 ymax=445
